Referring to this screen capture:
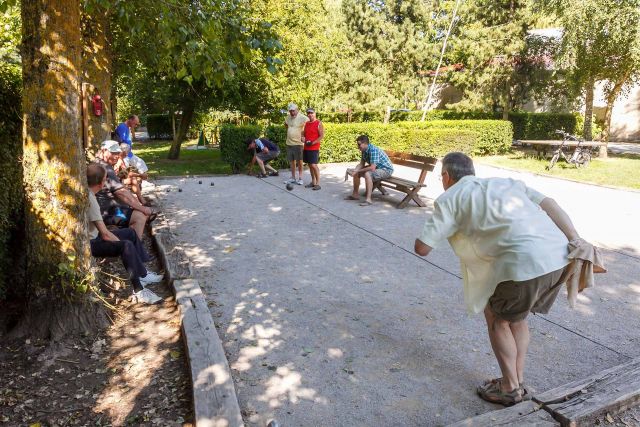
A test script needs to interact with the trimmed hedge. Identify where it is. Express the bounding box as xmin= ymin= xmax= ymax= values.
xmin=219 ymin=120 xmax=510 ymax=171
xmin=396 ymin=120 xmax=512 ymax=155
xmin=146 ymin=113 xmax=173 ymax=139
xmin=219 ymin=124 xmax=262 ymax=173
xmin=317 ymin=109 xmax=500 ymax=124
xmin=0 ymin=63 xmax=23 ymax=298
xmin=509 ymin=112 xmax=577 ymax=140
